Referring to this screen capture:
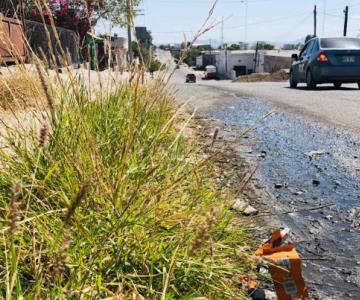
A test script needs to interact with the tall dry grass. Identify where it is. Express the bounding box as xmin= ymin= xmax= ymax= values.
xmin=0 ymin=1 xmax=254 ymax=298
xmin=0 ymin=59 xmax=254 ymax=298
xmin=0 ymin=70 xmax=46 ymax=110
